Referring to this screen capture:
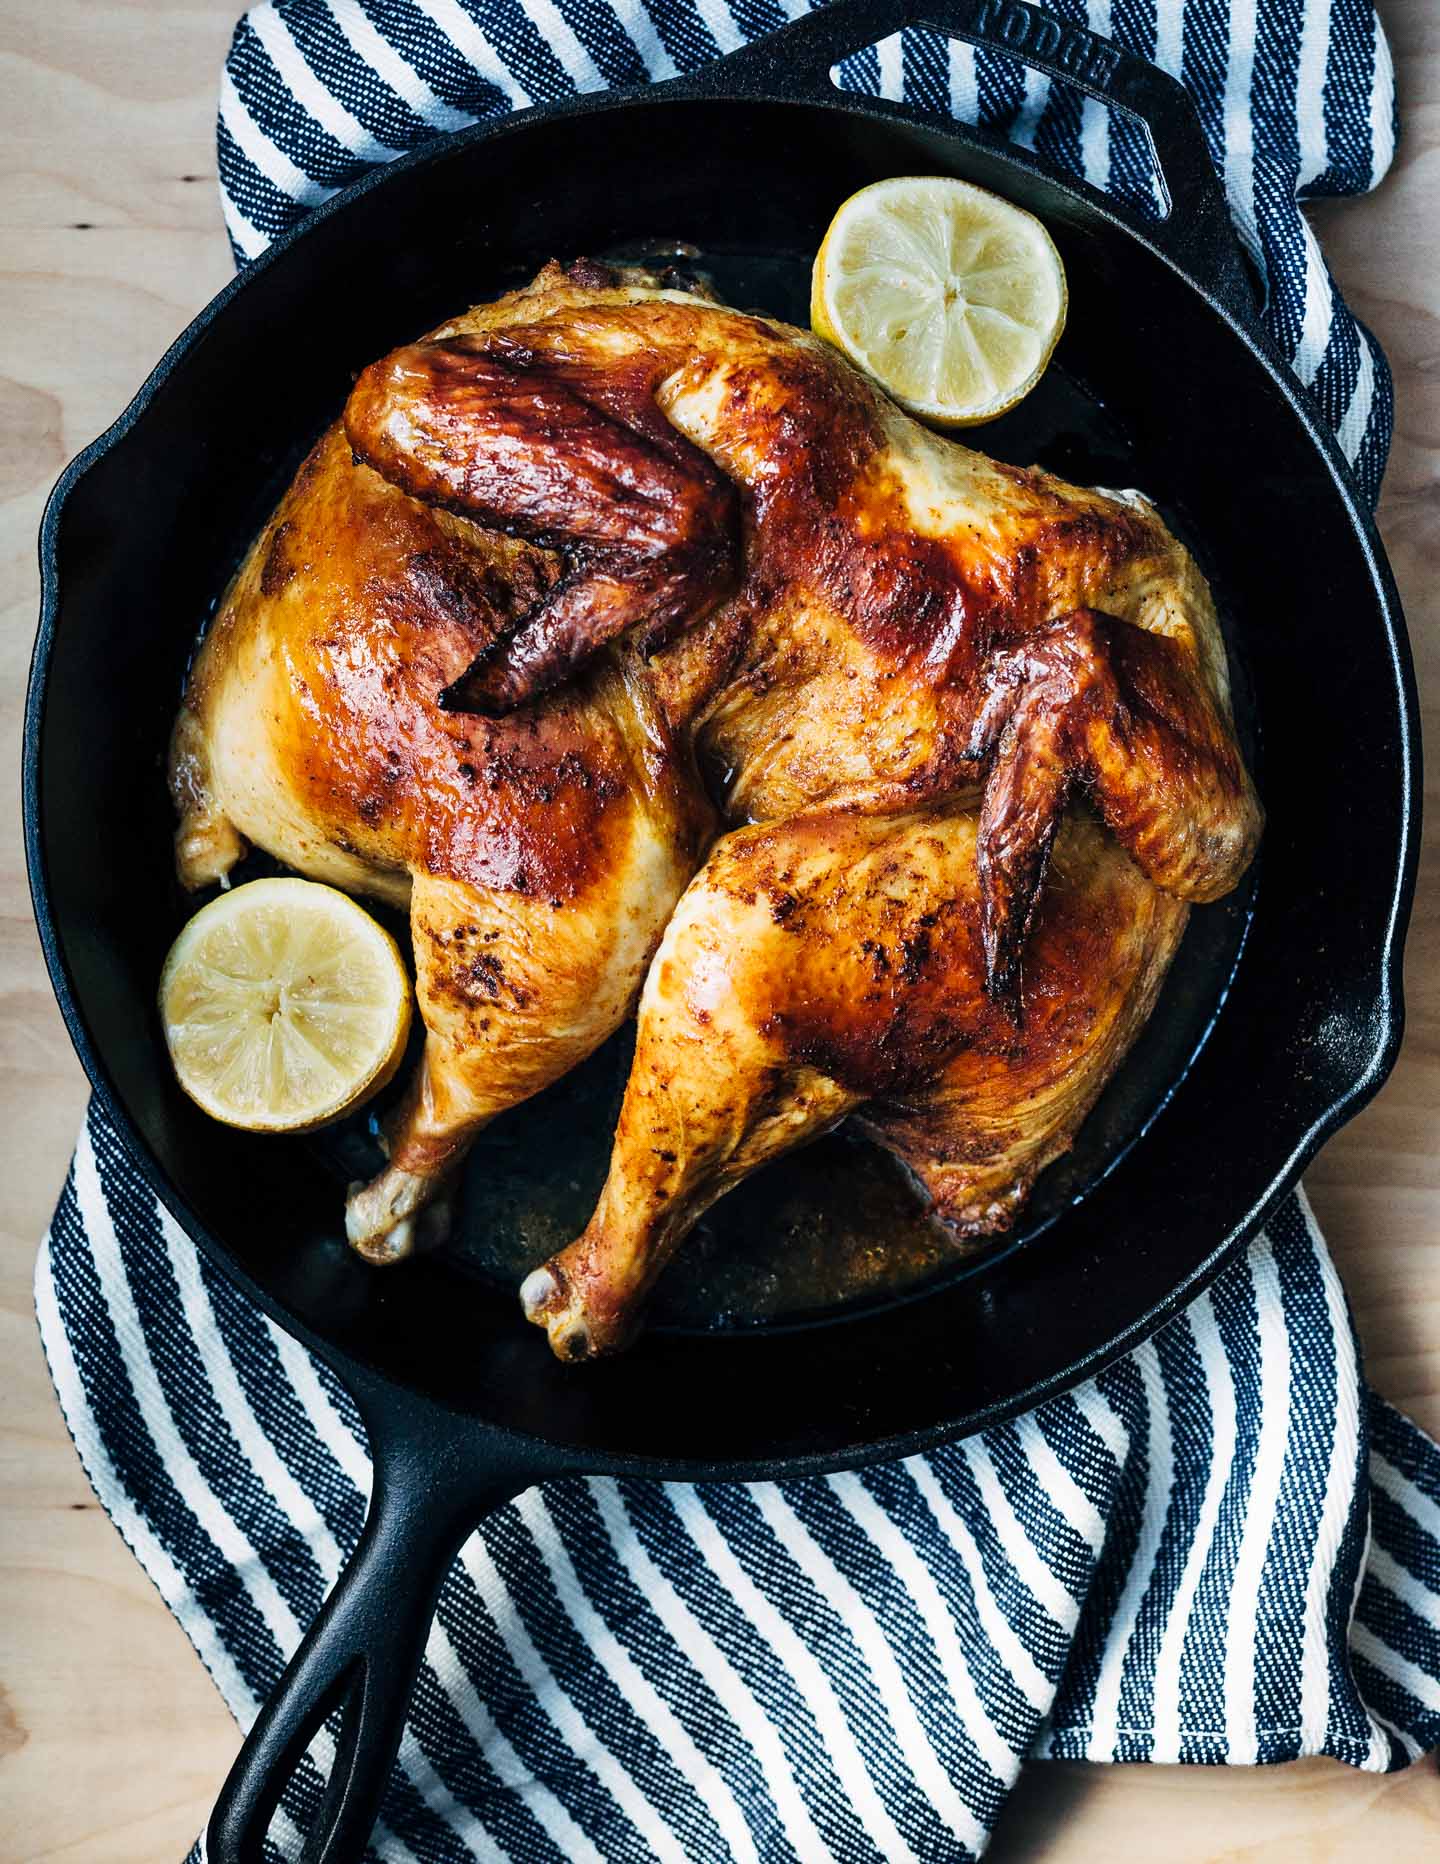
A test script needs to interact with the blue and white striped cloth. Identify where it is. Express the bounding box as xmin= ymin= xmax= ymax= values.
xmin=37 ymin=2 xmax=1439 ymax=1858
